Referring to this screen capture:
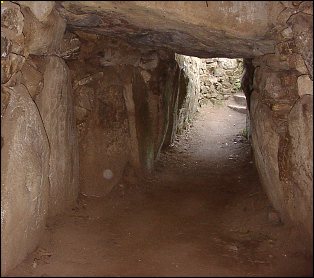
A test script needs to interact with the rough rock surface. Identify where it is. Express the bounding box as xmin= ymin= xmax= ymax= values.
xmin=56 ymin=1 xmax=282 ymax=58
xmin=199 ymin=58 xmax=243 ymax=106
xmin=250 ymin=91 xmax=284 ymax=217
xmin=57 ymin=31 xmax=81 ymax=60
xmin=68 ymin=34 xmax=181 ymax=195
xmin=251 ymin=1 xmax=313 ymax=249
xmin=18 ymin=1 xmax=55 ymax=22
xmin=21 ymin=5 xmax=66 ymax=55
xmin=1 ymin=1 xmax=26 ymax=85
xmin=288 ymin=12 xmax=313 ymax=79
xmin=36 ymin=56 xmax=79 ymax=216
xmin=1 ymin=1 xmax=24 ymax=40
xmin=74 ymin=68 xmax=130 ymax=197
xmin=20 ymin=59 xmax=43 ymax=99
xmin=173 ymin=55 xmax=202 ymax=135
xmin=1 ymin=3 xmax=81 ymax=273
xmin=1 ymin=85 xmax=50 ymax=276
xmin=67 ymin=36 xmax=131 ymax=197
xmin=1 ymin=53 xmax=25 ymax=84
xmin=286 ymin=95 xmax=313 ymax=238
